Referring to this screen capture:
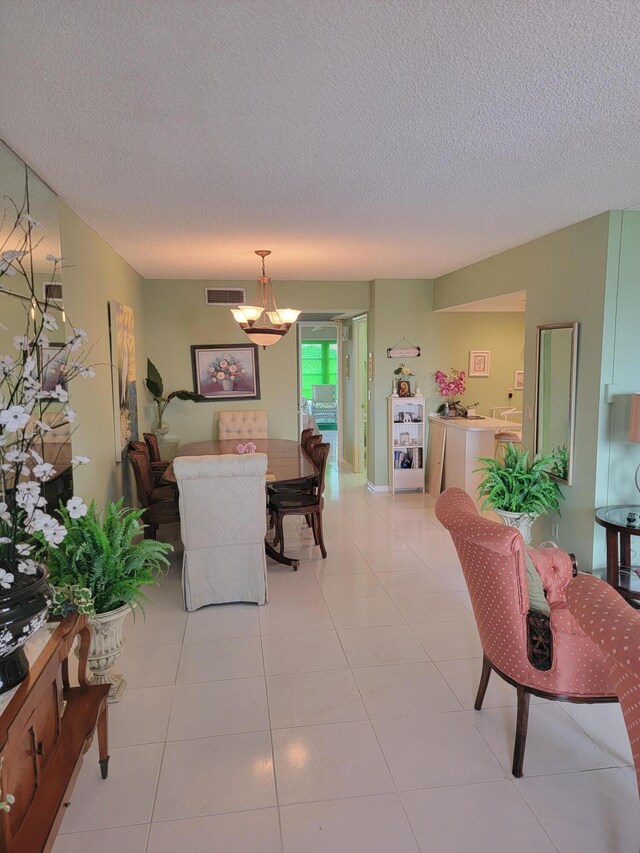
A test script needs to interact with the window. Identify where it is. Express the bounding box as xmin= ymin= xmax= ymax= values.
xmin=301 ymin=341 xmax=337 ymax=400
